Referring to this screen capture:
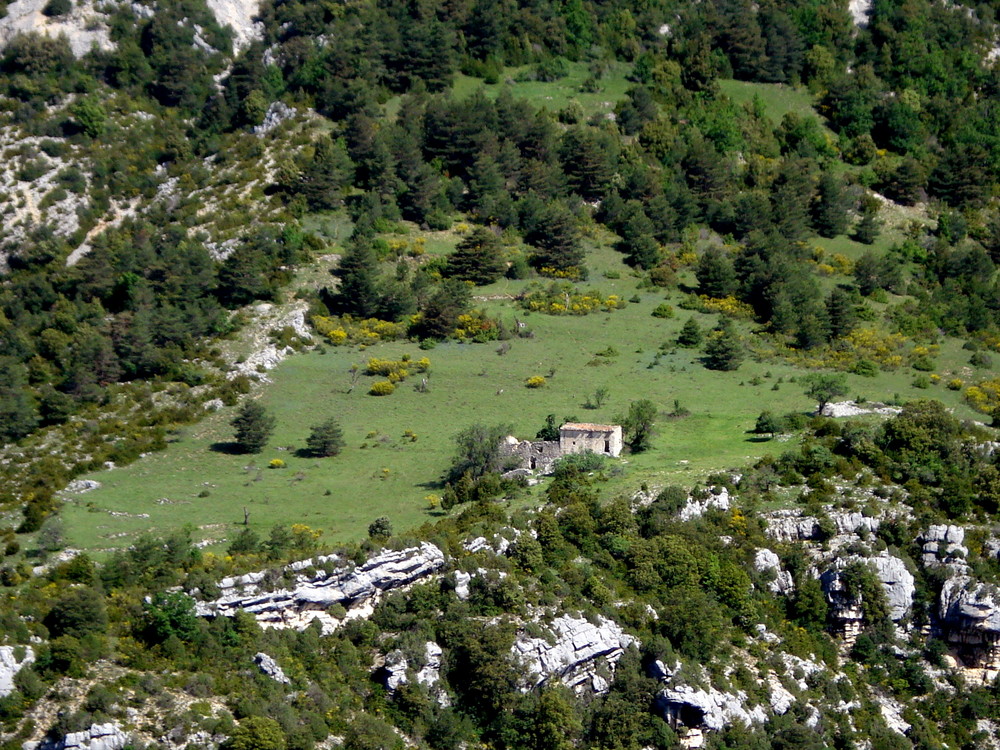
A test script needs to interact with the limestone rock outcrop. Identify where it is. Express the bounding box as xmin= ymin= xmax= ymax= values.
xmin=196 ymin=543 xmax=446 ymax=633
xmin=765 ymin=510 xmax=881 ymax=542
xmin=678 ymin=487 xmax=730 ymax=521
xmin=253 ymin=652 xmax=290 ymax=684
xmin=753 ymin=549 xmax=795 ymax=595
xmin=939 ymin=576 xmax=1000 ymax=677
xmin=0 ymin=645 xmax=34 ymax=698
xmin=31 ymin=723 xmax=130 ymax=750
xmin=820 ymin=553 xmax=914 ymax=642
xmin=656 ymin=684 xmax=768 ymax=732
xmin=921 ymin=525 xmax=968 ymax=570
xmin=512 ymin=614 xmax=636 ymax=694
